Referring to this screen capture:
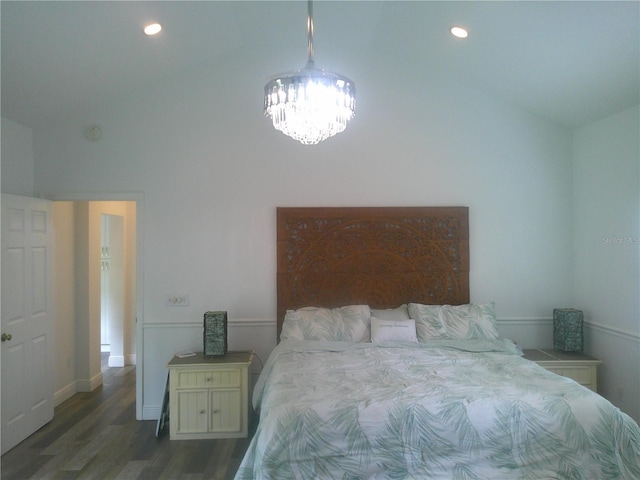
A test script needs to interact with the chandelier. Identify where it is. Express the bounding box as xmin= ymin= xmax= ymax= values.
xmin=264 ymin=0 xmax=356 ymax=145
